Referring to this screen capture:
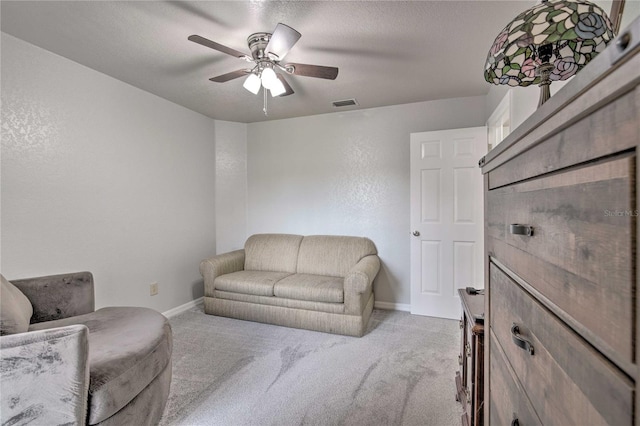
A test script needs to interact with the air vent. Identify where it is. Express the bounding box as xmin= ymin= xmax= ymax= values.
xmin=332 ymin=98 xmax=359 ymax=108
